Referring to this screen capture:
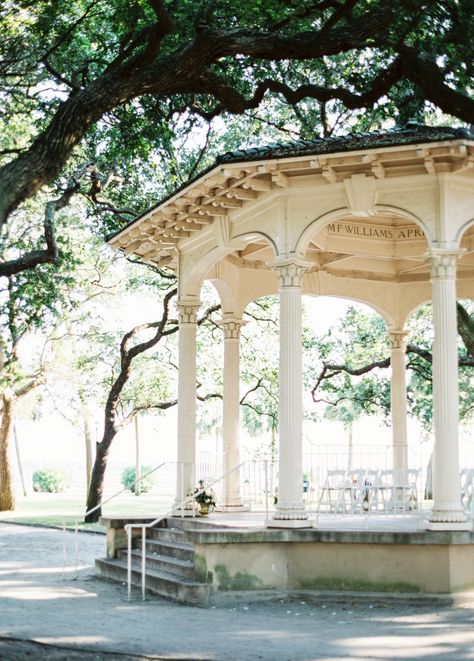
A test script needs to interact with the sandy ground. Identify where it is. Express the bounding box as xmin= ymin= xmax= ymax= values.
xmin=2 ymin=522 xmax=474 ymax=660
